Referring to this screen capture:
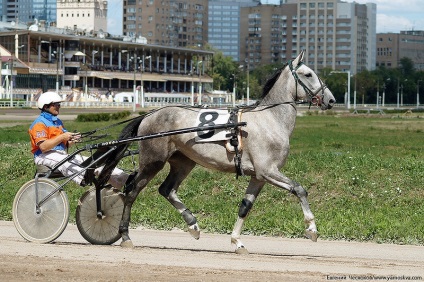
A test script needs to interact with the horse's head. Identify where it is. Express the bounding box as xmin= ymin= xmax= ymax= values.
xmin=289 ymin=51 xmax=335 ymax=110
